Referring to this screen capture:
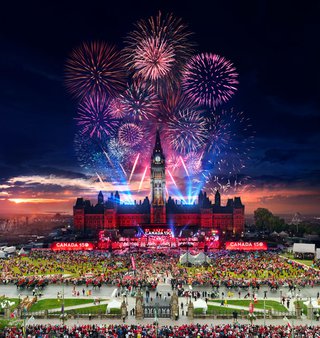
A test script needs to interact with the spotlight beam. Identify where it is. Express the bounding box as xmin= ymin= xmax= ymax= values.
xmin=138 ymin=166 xmax=148 ymax=192
xmin=180 ymin=156 xmax=189 ymax=177
xmin=129 ymin=153 xmax=140 ymax=183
